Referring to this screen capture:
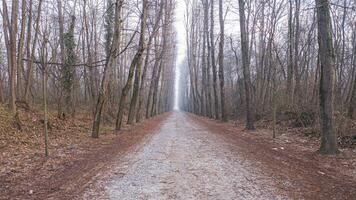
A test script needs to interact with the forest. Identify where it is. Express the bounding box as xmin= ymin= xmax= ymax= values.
xmin=0 ymin=0 xmax=356 ymax=199
xmin=179 ymin=0 xmax=356 ymax=154
xmin=0 ymin=0 xmax=175 ymax=151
